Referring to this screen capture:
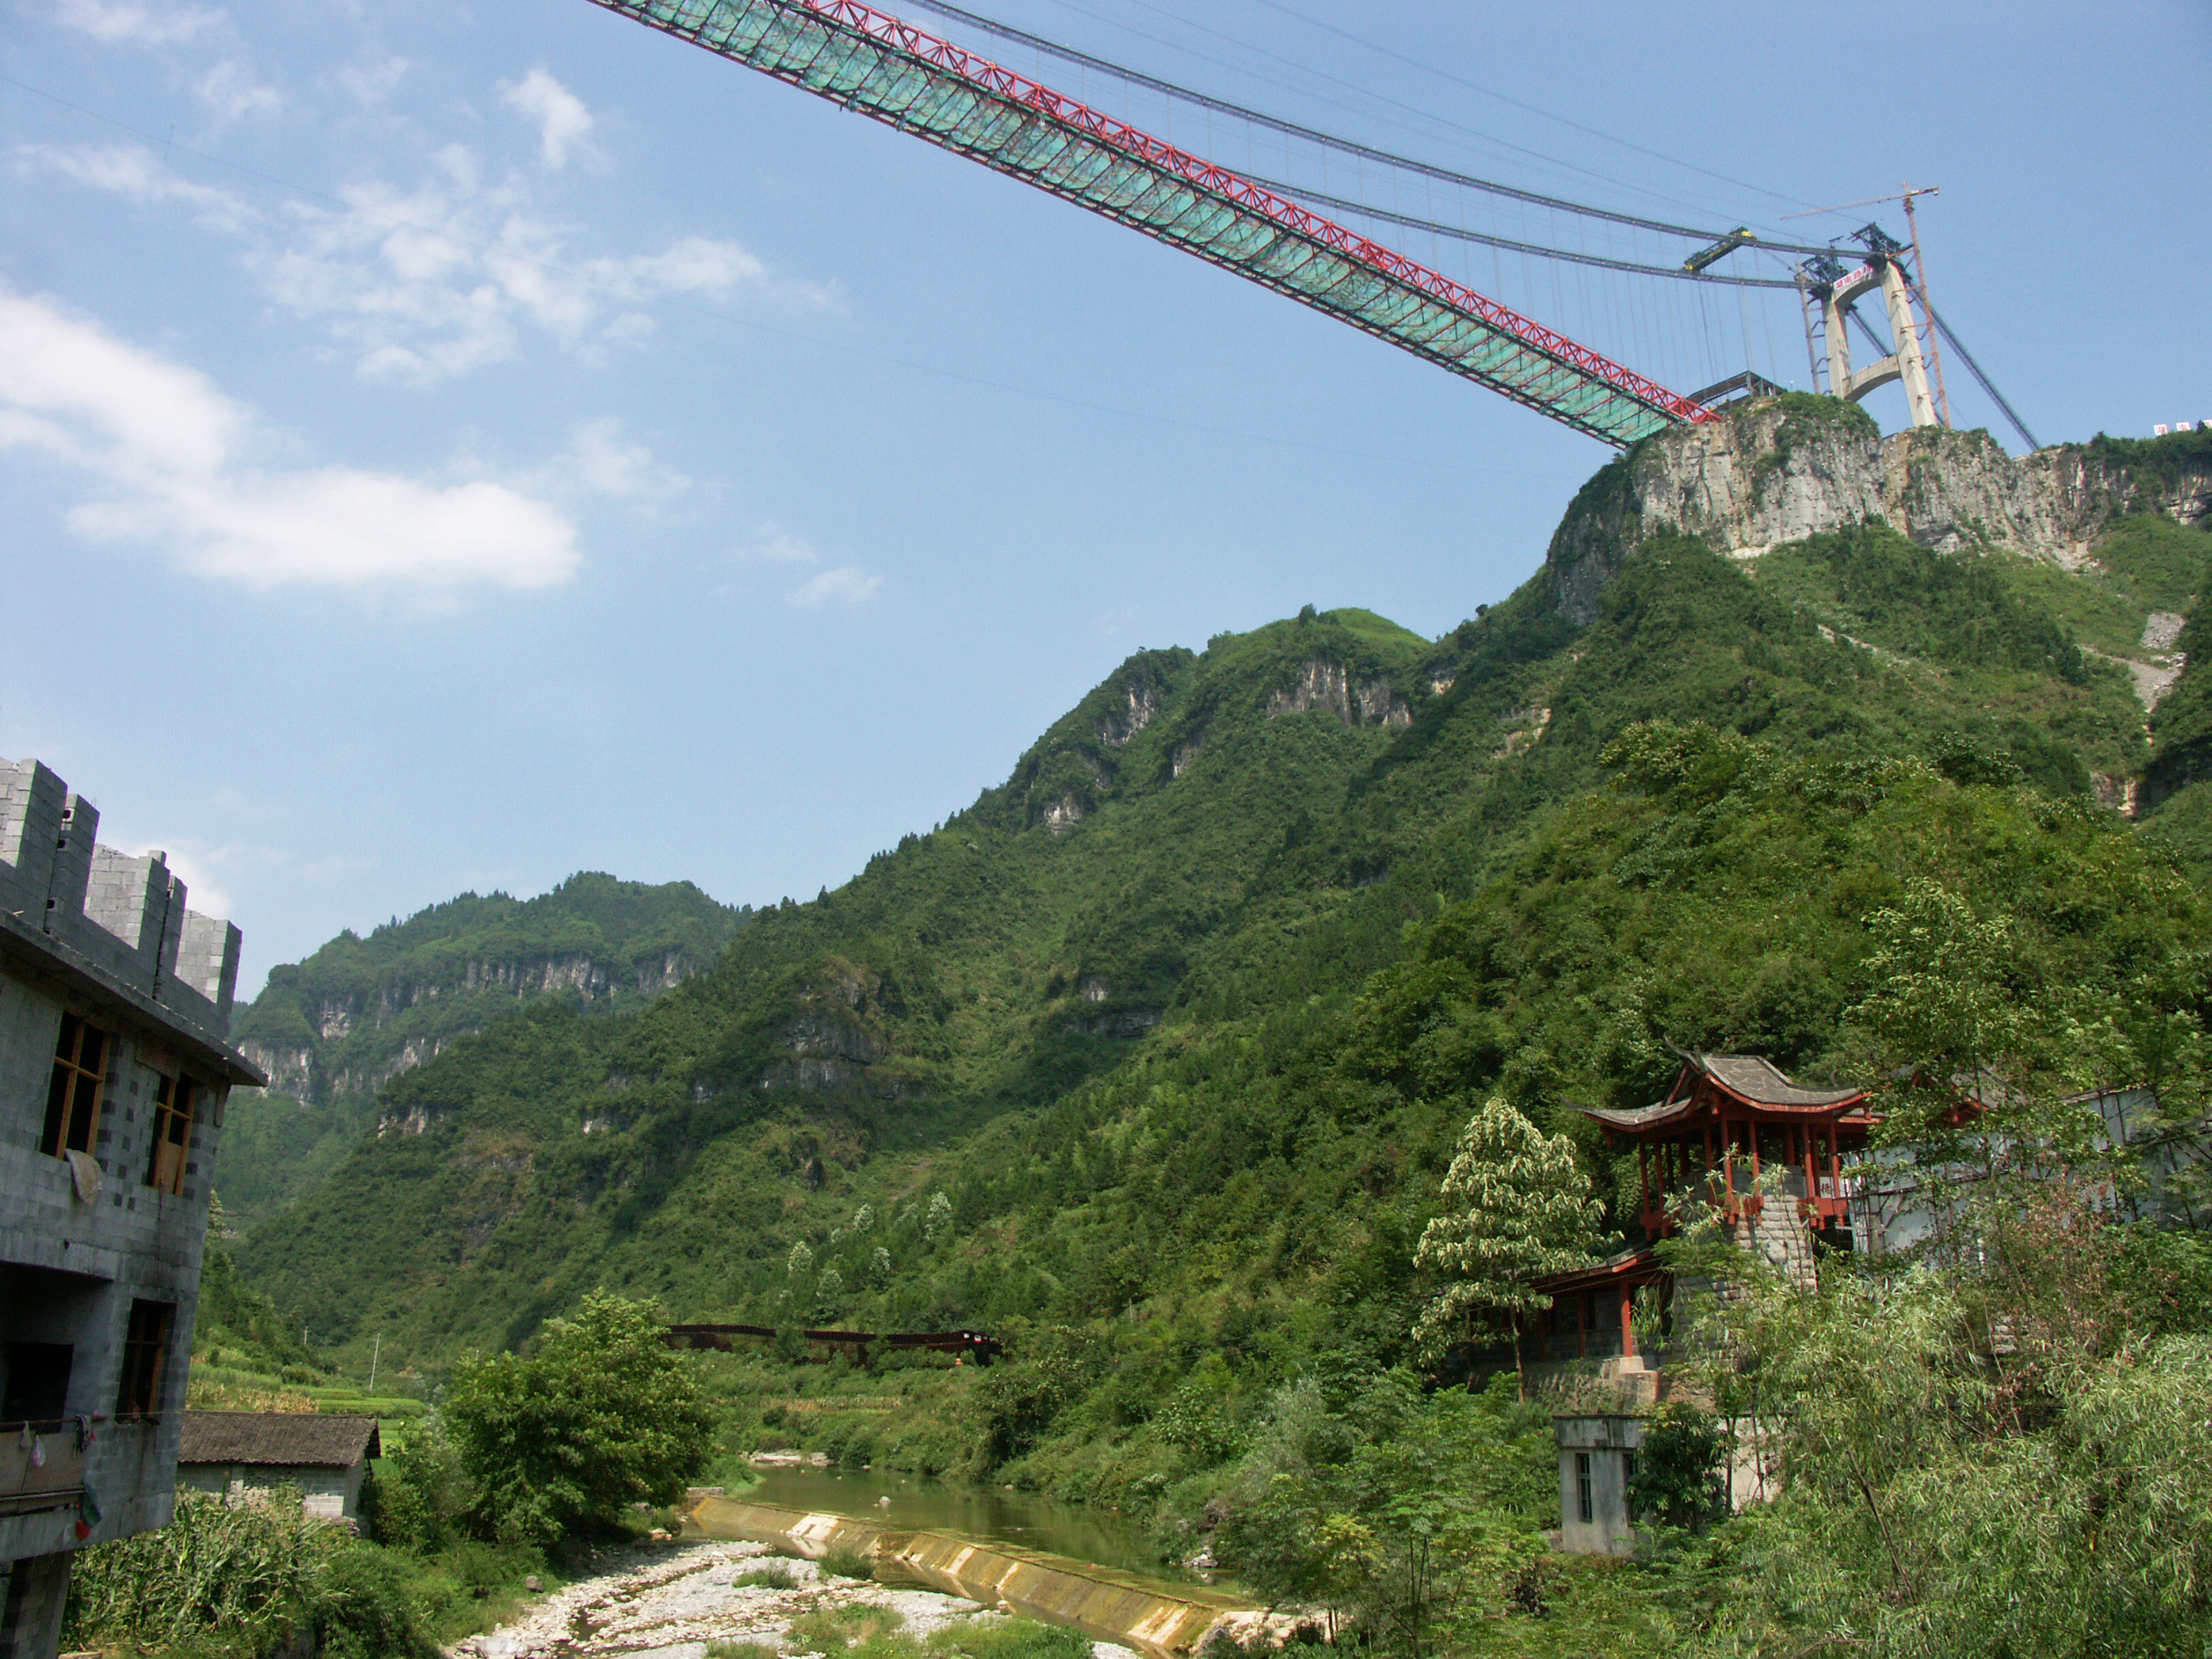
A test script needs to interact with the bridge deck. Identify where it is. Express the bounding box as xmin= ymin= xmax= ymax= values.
xmin=589 ymin=0 xmax=1710 ymax=447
